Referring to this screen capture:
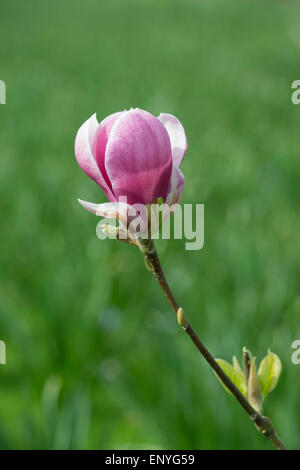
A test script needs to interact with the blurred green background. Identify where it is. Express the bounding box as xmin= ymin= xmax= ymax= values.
xmin=0 ymin=0 xmax=299 ymax=450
